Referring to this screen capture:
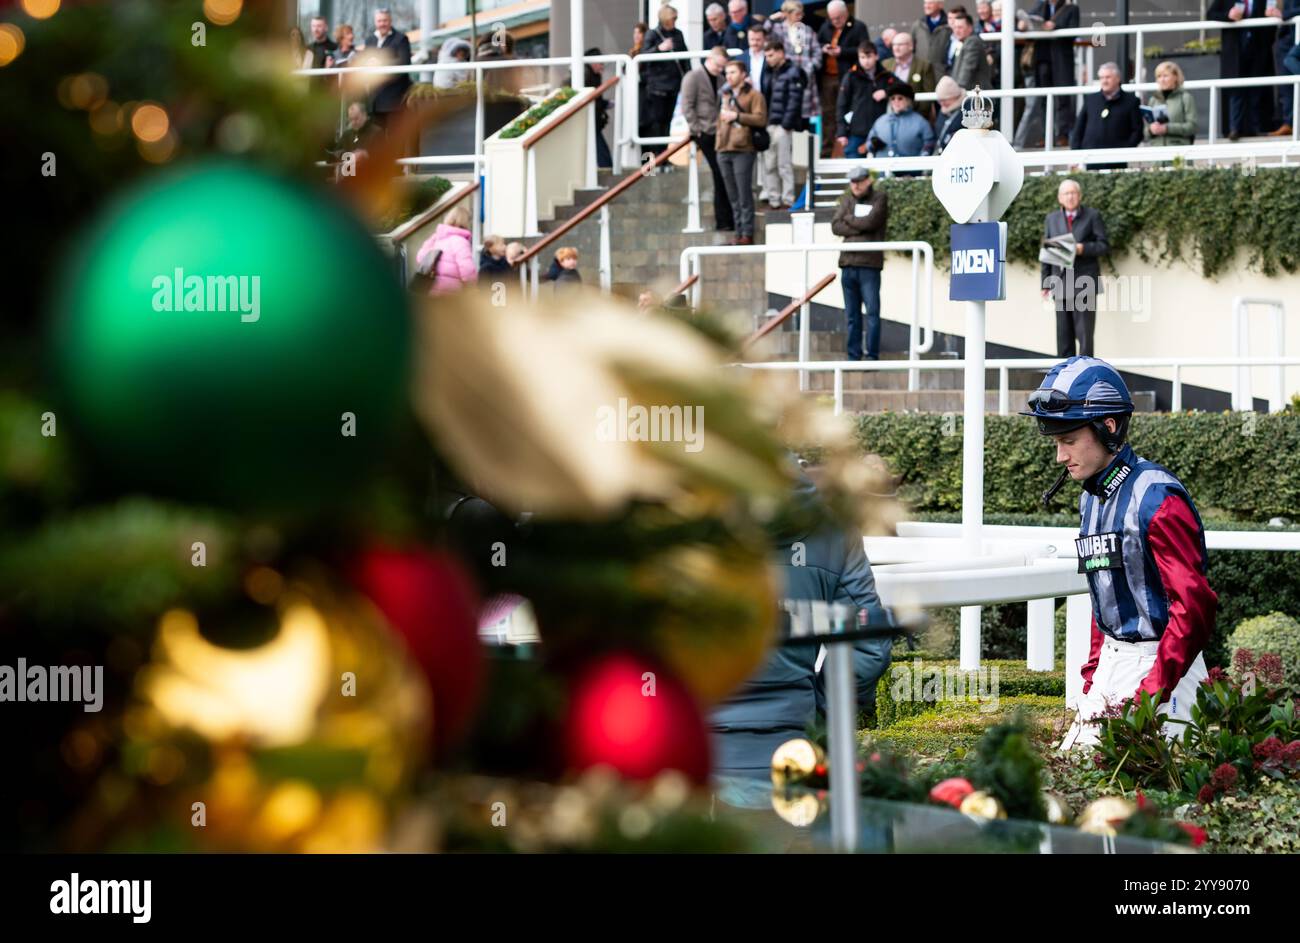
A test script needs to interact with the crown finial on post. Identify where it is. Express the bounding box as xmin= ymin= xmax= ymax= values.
xmin=961 ymin=86 xmax=994 ymax=130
